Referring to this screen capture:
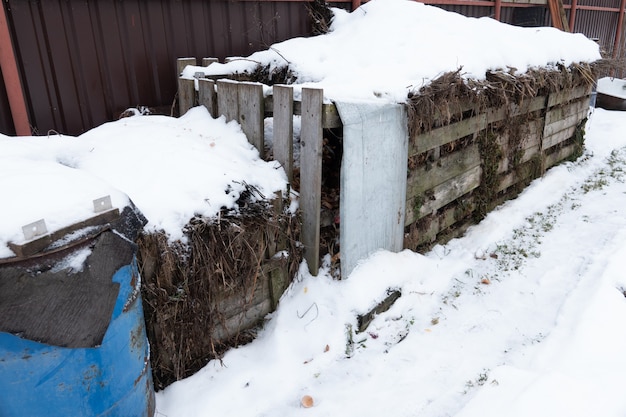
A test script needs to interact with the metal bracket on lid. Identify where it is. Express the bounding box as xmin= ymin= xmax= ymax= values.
xmin=22 ymin=218 xmax=48 ymax=240
xmin=93 ymin=195 xmax=113 ymax=213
